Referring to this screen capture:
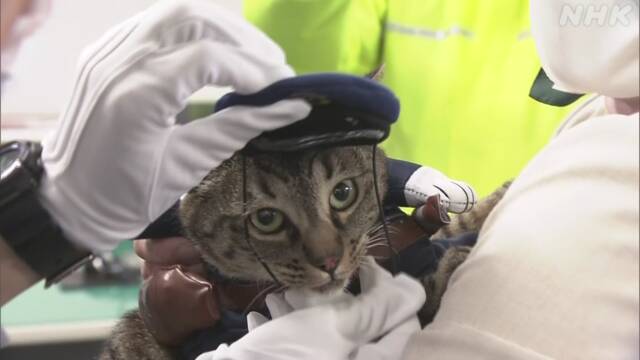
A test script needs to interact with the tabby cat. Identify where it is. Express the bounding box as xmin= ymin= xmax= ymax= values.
xmin=100 ymin=146 xmax=509 ymax=360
